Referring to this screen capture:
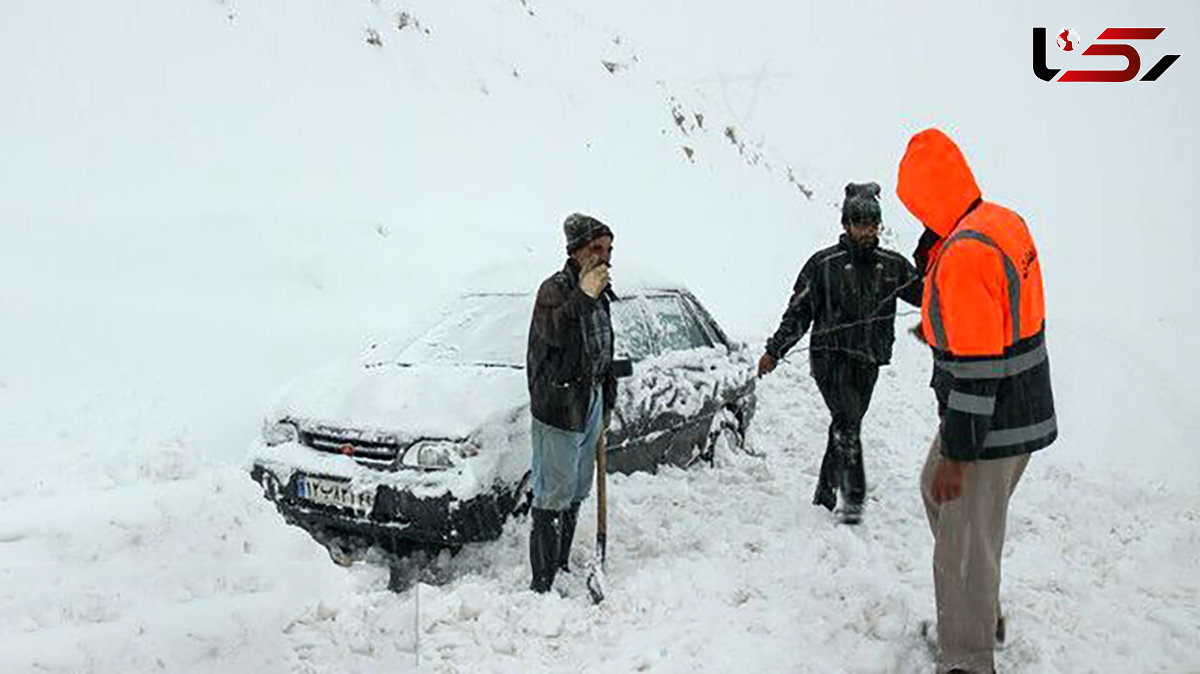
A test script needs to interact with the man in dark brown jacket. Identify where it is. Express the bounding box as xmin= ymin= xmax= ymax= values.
xmin=525 ymin=213 xmax=617 ymax=593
